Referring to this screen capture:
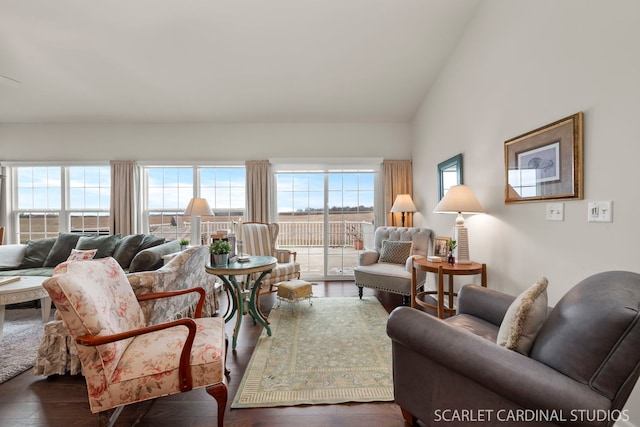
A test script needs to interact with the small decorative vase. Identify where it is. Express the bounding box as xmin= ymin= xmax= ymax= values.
xmin=447 ymin=251 xmax=455 ymax=265
xmin=213 ymin=253 xmax=229 ymax=266
xmin=180 ymin=245 xmax=187 ymax=251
